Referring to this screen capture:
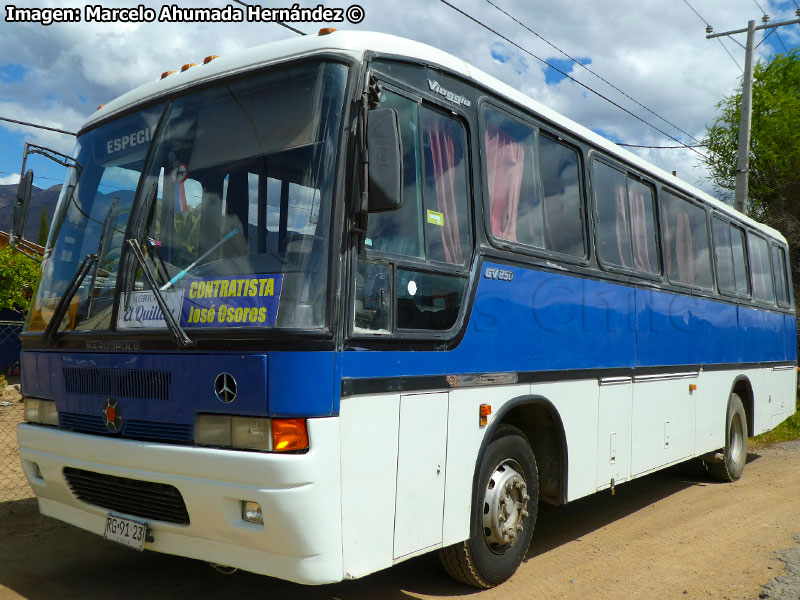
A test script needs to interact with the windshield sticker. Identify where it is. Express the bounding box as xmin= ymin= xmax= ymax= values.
xmin=117 ymin=290 xmax=184 ymax=330
xmin=427 ymin=209 xmax=444 ymax=226
xmin=180 ymin=275 xmax=284 ymax=328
